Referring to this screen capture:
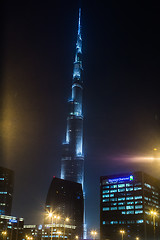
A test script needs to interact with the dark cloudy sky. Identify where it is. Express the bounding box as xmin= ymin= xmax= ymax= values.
xmin=1 ymin=0 xmax=160 ymax=230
